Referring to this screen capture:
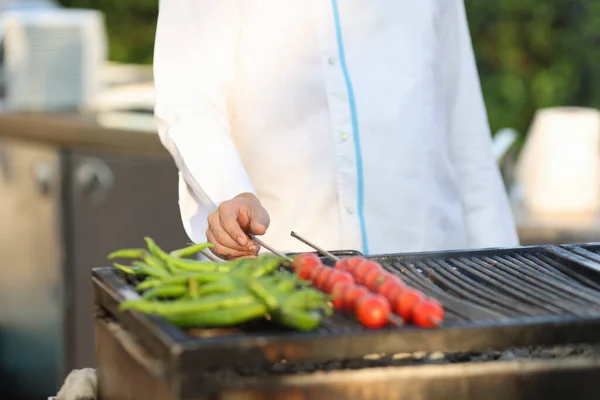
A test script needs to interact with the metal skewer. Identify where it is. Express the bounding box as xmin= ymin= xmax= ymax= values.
xmin=290 ymin=231 xmax=340 ymax=261
xmin=289 ymin=231 xmax=406 ymax=327
xmin=248 ymin=234 xmax=293 ymax=262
